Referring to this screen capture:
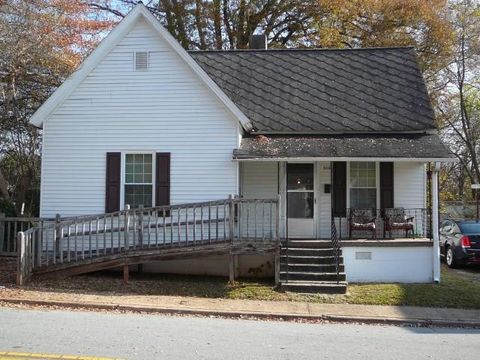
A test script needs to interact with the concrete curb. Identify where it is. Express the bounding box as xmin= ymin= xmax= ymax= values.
xmin=1 ymin=297 xmax=479 ymax=328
